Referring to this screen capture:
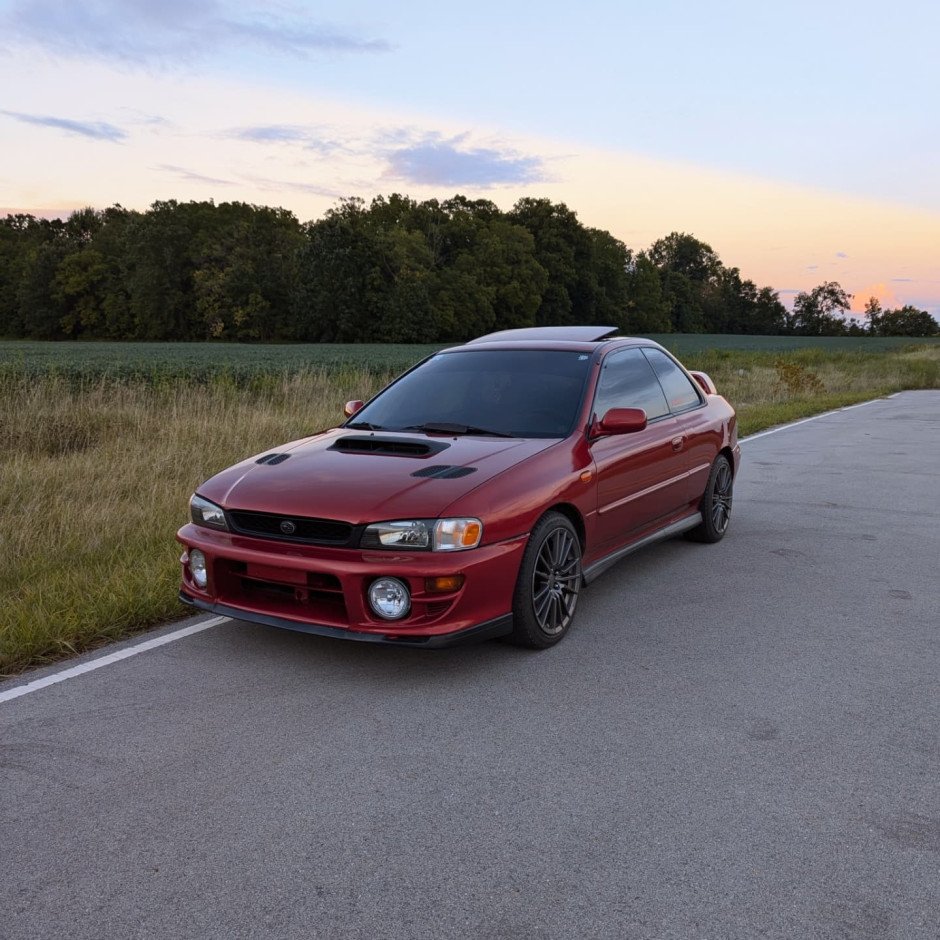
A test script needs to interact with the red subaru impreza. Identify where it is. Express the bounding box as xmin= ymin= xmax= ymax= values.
xmin=177 ymin=327 xmax=739 ymax=648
